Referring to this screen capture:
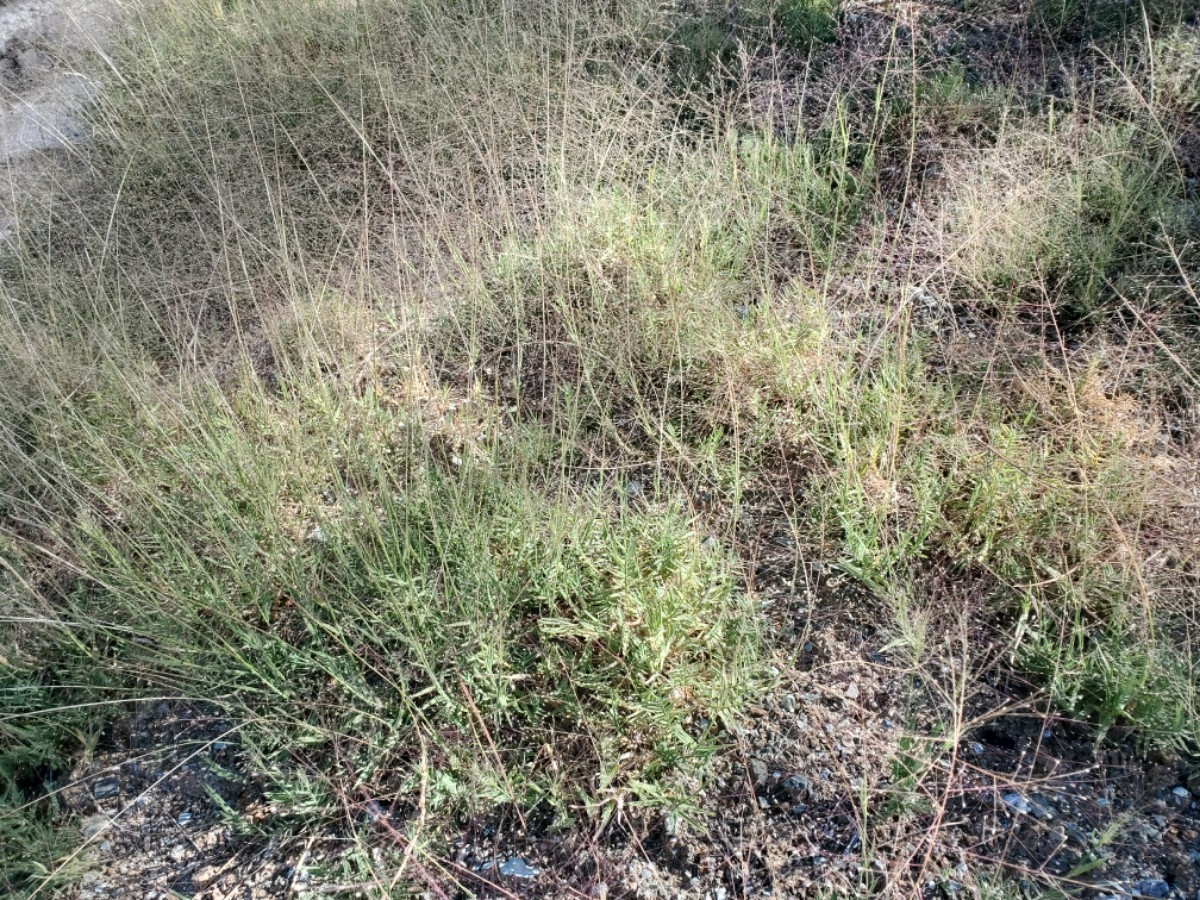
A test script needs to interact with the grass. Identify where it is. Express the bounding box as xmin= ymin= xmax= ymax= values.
xmin=1 ymin=0 xmax=1198 ymax=895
